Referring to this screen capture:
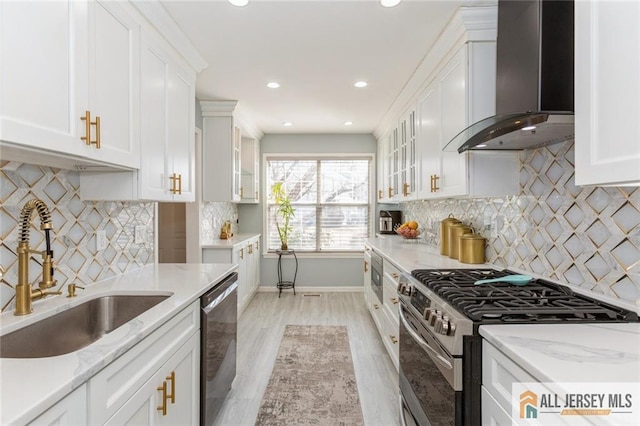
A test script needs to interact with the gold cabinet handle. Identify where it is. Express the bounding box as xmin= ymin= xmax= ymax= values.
xmin=430 ymin=174 xmax=440 ymax=193
xmin=92 ymin=116 xmax=101 ymax=149
xmin=255 ymin=241 xmax=259 ymax=251
xmin=177 ymin=174 xmax=182 ymax=195
xmin=157 ymin=381 xmax=168 ymax=416
xmin=240 ymin=248 xmax=244 ymax=259
xmin=364 ymin=261 xmax=368 ymax=273
xmin=81 ymin=110 xmax=92 ymax=145
xmin=388 ymin=187 xmax=393 ymax=198
xmin=248 ymin=244 xmax=253 ymax=255
xmin=391 ymin=272 xmax=399 ymax=279
xmin=166 ymin=371 xmax=175 ymax=404
xmin=240 ymin=186 xmax=244 ymax=198
xmin=373 ymin=304 xmax=379 ymax=310
xmin=378 ymin=189 xmax=383 ymax=200
xmin=169 ymin=173 xmax=182 ymax=195
xmin=403 ymin=182 xmax=410 ymax=196
xmin=390 ymin=335 xmax=398 ymax=344
xmin=390 ymin=297 xmax=398 ymax=305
